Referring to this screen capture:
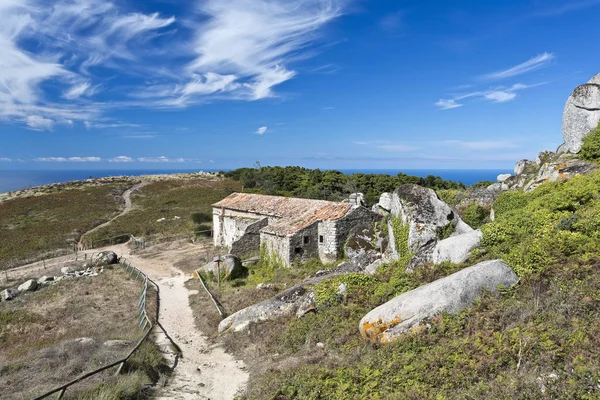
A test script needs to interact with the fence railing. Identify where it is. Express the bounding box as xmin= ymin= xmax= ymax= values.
xmin=33 ymin=259 xmax=156 ymax=400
